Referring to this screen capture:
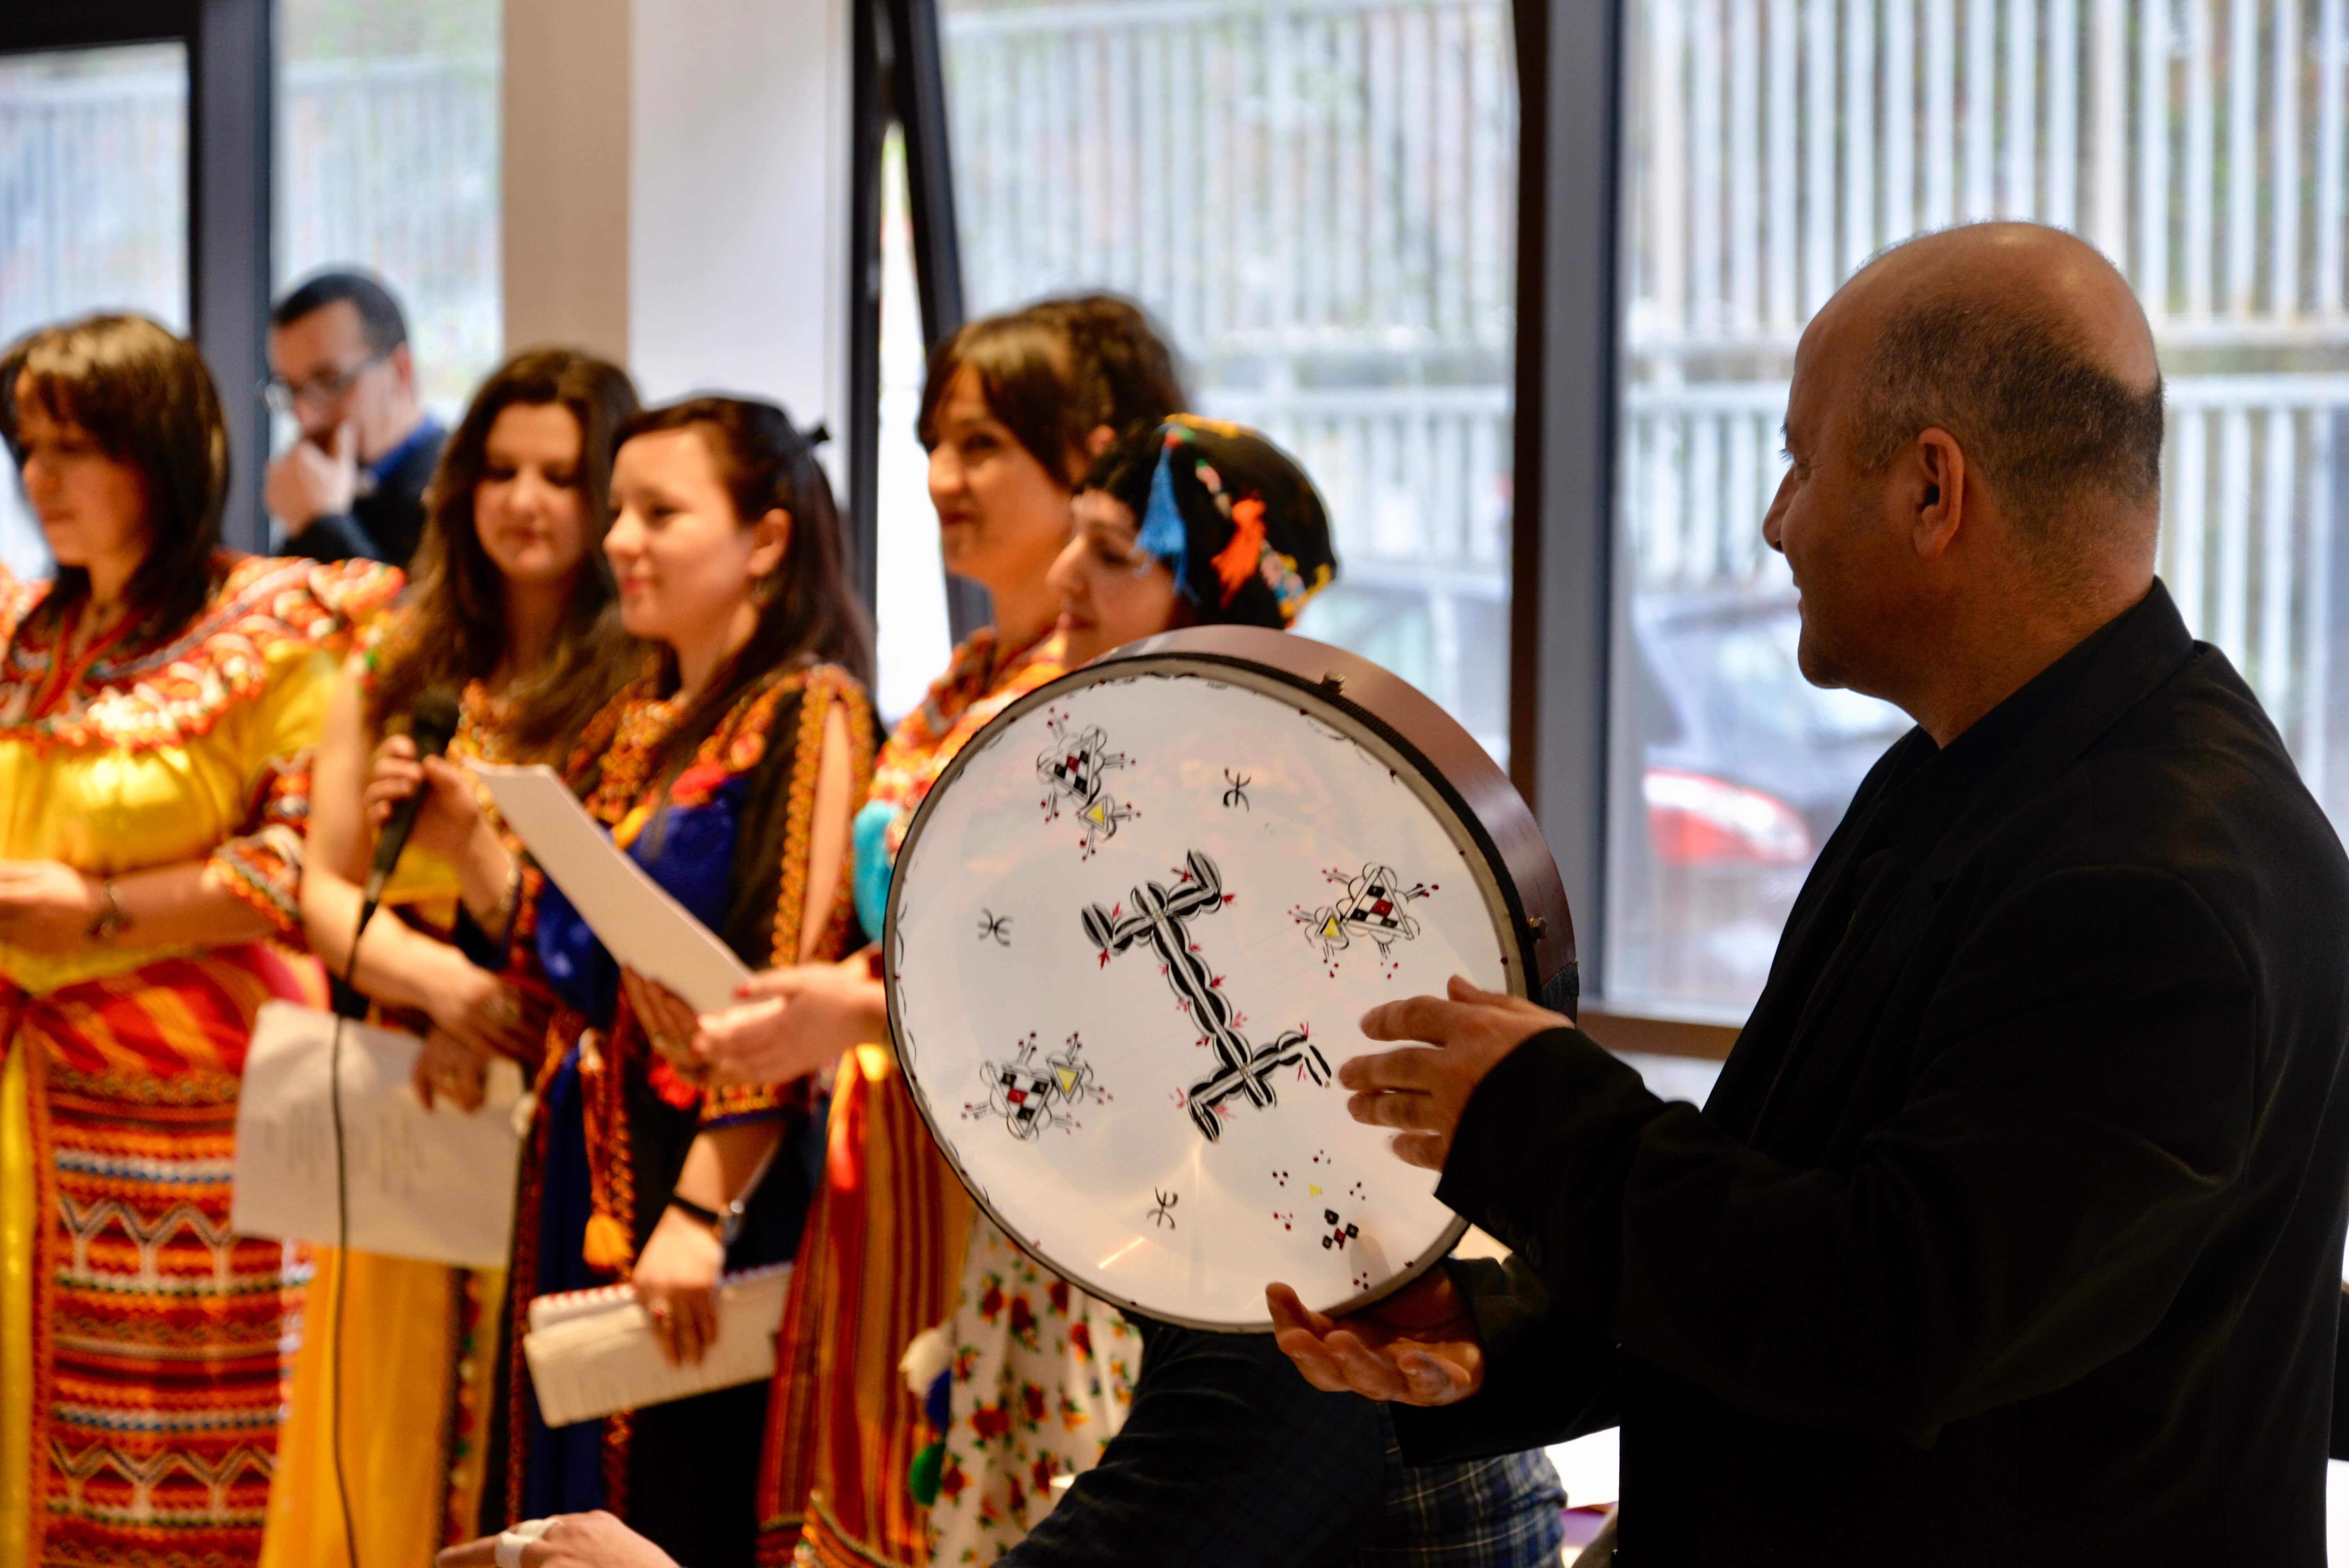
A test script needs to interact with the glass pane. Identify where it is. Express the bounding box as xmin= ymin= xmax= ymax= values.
xmin=917 ymin=0 xmax=1520 ymax=760
xmin=1606 ymin=0 xmax=2349 ymax=1019
xmin=0 ymin=42 xmax=190 ymax=580
xmin=277 ymin=0 xmax=502 ymax=421
xmin=878 ymin=129 xmax=956 ymax=719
